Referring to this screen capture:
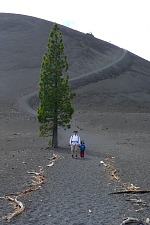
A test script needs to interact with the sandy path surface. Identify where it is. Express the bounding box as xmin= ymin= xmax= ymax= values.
xmin=0 ymin=110 xmax=150 ymax=224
